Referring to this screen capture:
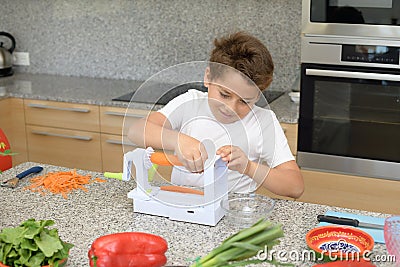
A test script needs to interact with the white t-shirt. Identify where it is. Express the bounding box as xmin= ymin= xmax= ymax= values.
xmin=158 ymin=89 xmax=294 ymax=193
